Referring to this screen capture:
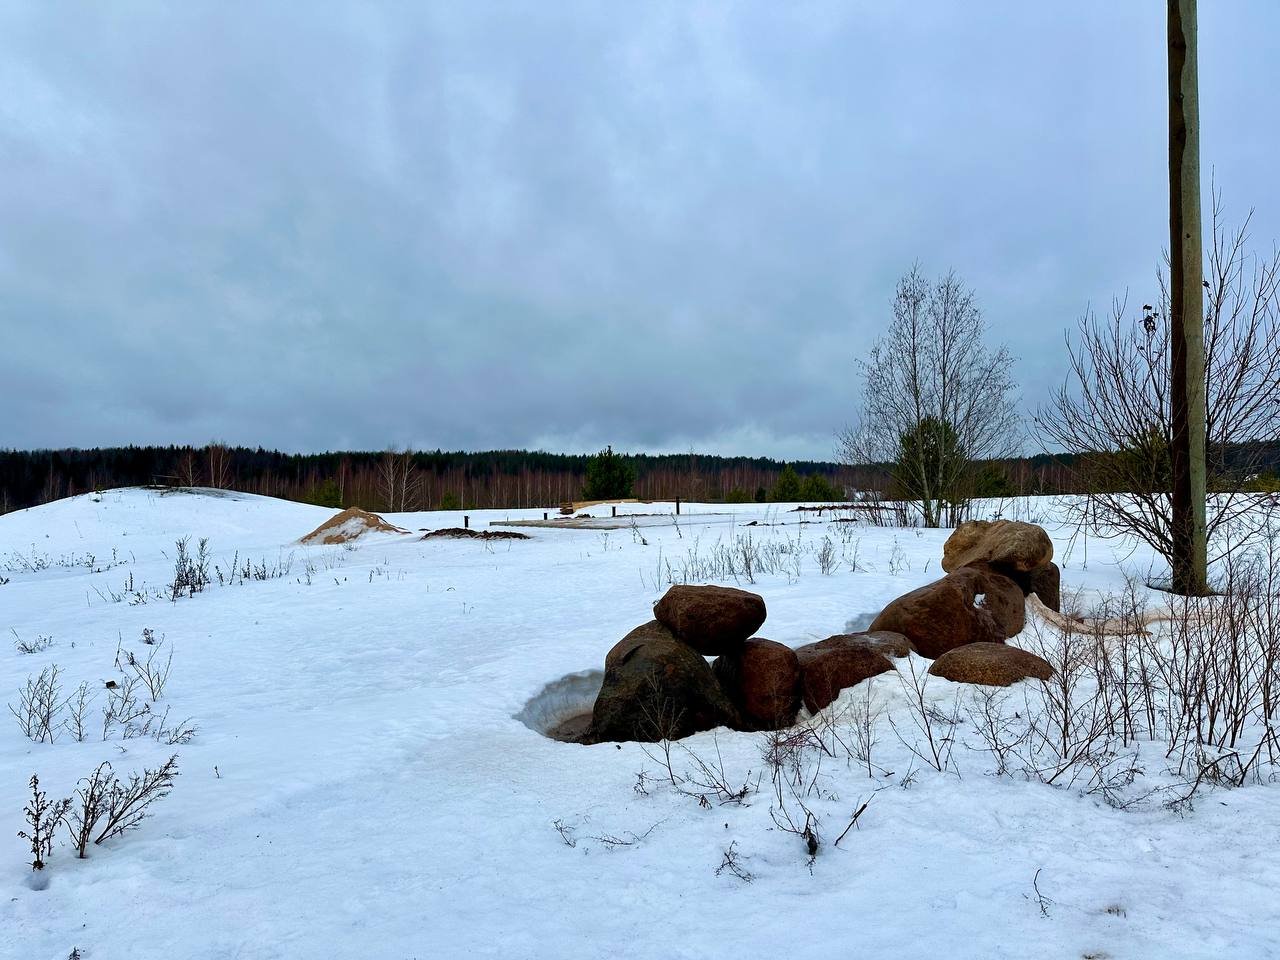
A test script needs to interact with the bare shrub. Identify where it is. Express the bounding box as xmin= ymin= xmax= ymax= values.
xmin=169 ymin=537 xmax=211 ymax=600
xmin=126 ymin=646 xmax=173 ymax=701
xmin=63 ymin=682 xmax=94 ymax=743
xmin=9 ymin=665 xmax=64 ymax=743
xmin=102 ymin=676 xmax=150 ymax=740
xmin=716 ymin=841 xmax=754 ymax=882
xmin=92 ymin=755 xmax=180 ymax=846
xmin=62 ymin=762 xmax=114 ymax=858
xmin=888 ymin=657 xmax=961 ymax=773
xmin=18 ymin=774 xmax=70 ymax=872
xmin=973 ymin=535 xmax=1280 ymax=809
xmin=12 ymin=630 xmax=53 ymax=655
